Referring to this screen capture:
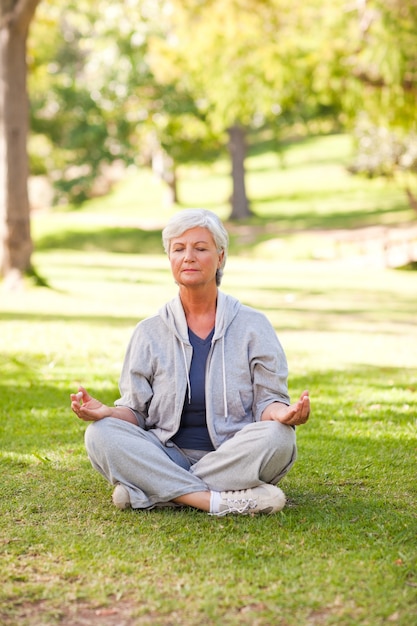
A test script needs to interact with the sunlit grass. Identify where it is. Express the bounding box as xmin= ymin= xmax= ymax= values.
xmin=1 ymin=134 xmax=416 ymax=625
xmin=1 ymin=249 xmax=416 ymax=625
